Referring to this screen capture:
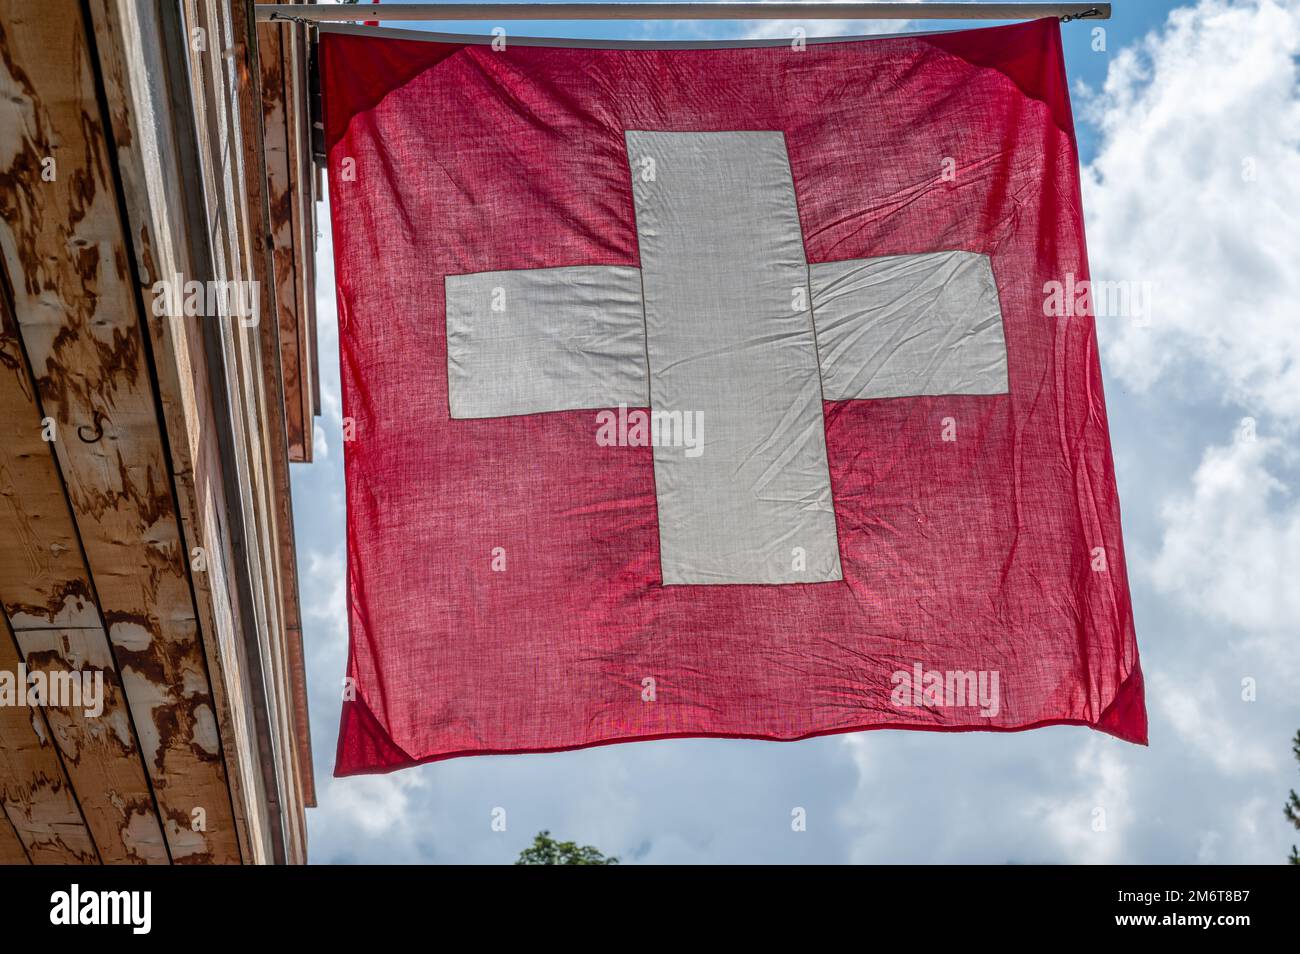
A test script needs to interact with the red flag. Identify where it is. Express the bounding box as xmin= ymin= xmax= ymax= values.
xmin=322 ymin=19 xmax=1146 ymax=776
